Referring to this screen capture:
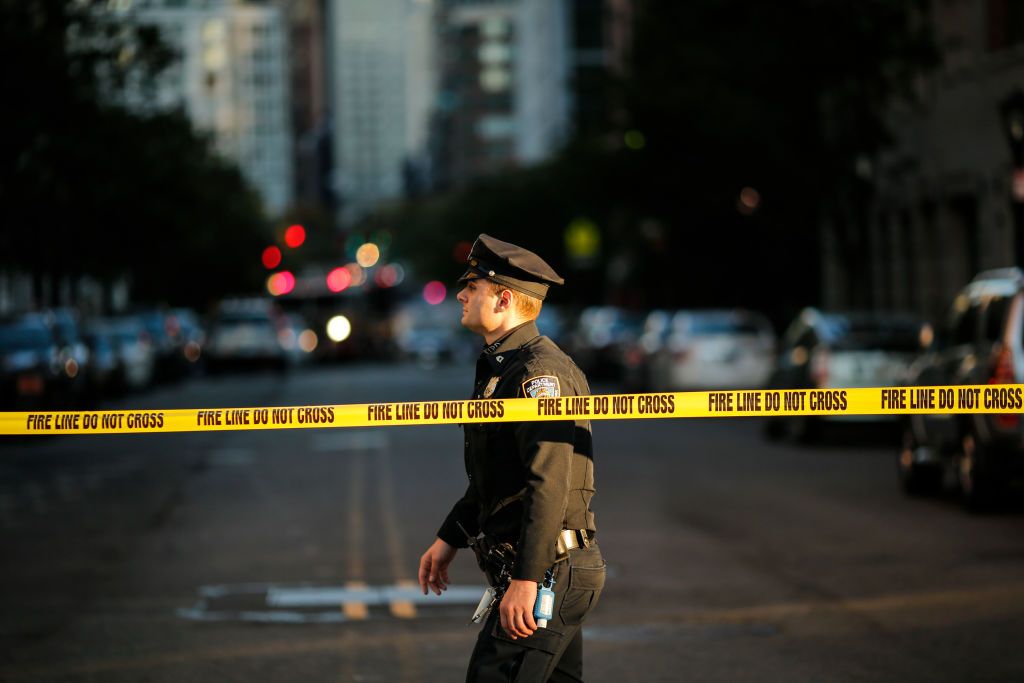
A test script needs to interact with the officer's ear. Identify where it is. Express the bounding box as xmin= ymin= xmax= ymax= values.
xmin=496 ymin=288 xmax=513 ymax=312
